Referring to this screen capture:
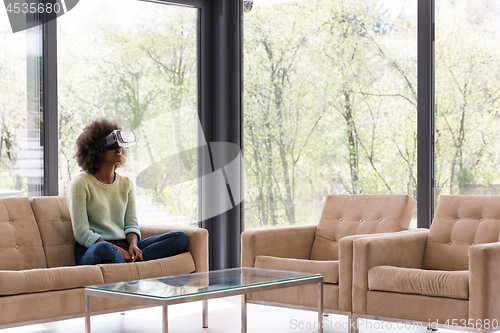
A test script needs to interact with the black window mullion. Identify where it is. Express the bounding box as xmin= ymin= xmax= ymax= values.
xmin=42 ymin=2 xmax=58 ymax=196
xmin=199 ymin=0 xmax=243 ymax=270
xmin=417 ymin=0 xmax=435 ymax=228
